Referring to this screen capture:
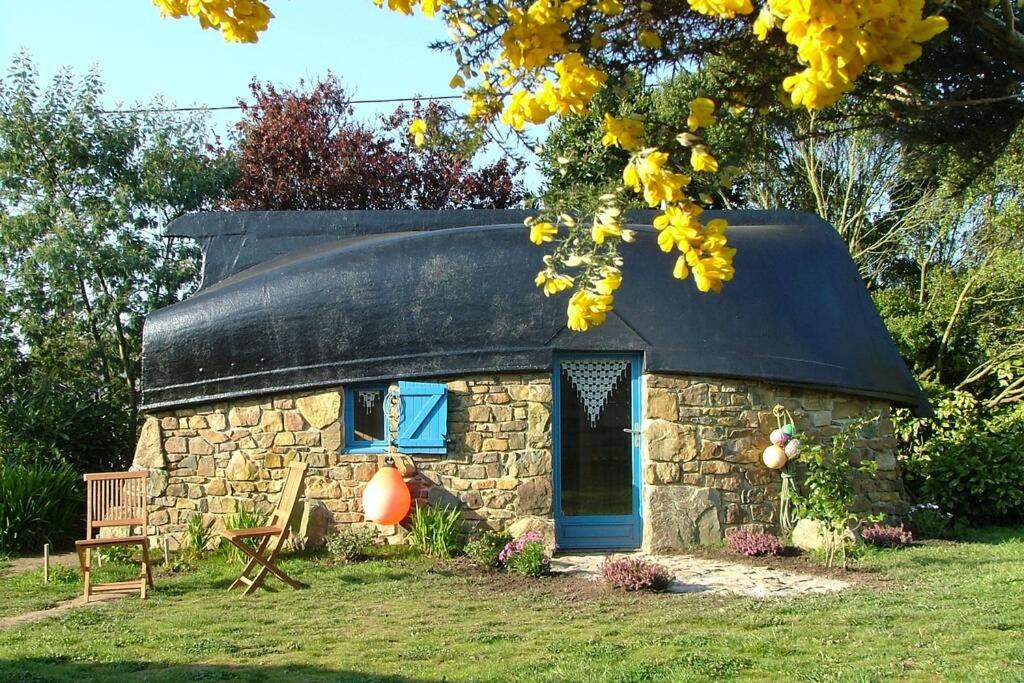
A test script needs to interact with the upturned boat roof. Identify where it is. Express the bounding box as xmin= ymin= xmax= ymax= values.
xmin=141 ymin=209 xmax=929 ymax=415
